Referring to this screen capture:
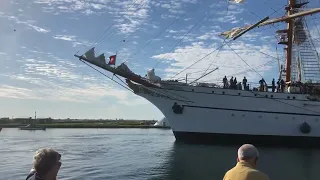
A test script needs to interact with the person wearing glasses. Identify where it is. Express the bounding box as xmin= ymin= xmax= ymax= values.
xmin=26 ymin=148 xmax=61 ymax=180
xmin=223 ymin=144 xmax=269 ymax=180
